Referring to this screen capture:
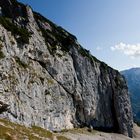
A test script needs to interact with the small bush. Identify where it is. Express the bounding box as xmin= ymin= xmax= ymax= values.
xmin=16 ymin=28 xmax=31 ymax=44
xmin=0 ymin=50 xmax=5 ymax=59
xmin=79 ymin=47 xmax=90 ymax=57
xmin=100 ymin=62 xmax=108 ymax=74
xmin=15 ymin=57 xmax=28 ymax=68
xmin=57 ymin=135 xmax=70 ymax=140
